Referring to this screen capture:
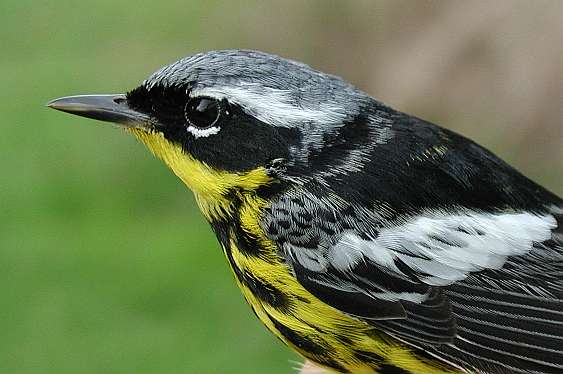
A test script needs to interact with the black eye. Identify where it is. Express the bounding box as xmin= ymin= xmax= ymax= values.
xmin=184 ymin=97 xmax=221 ymax=128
